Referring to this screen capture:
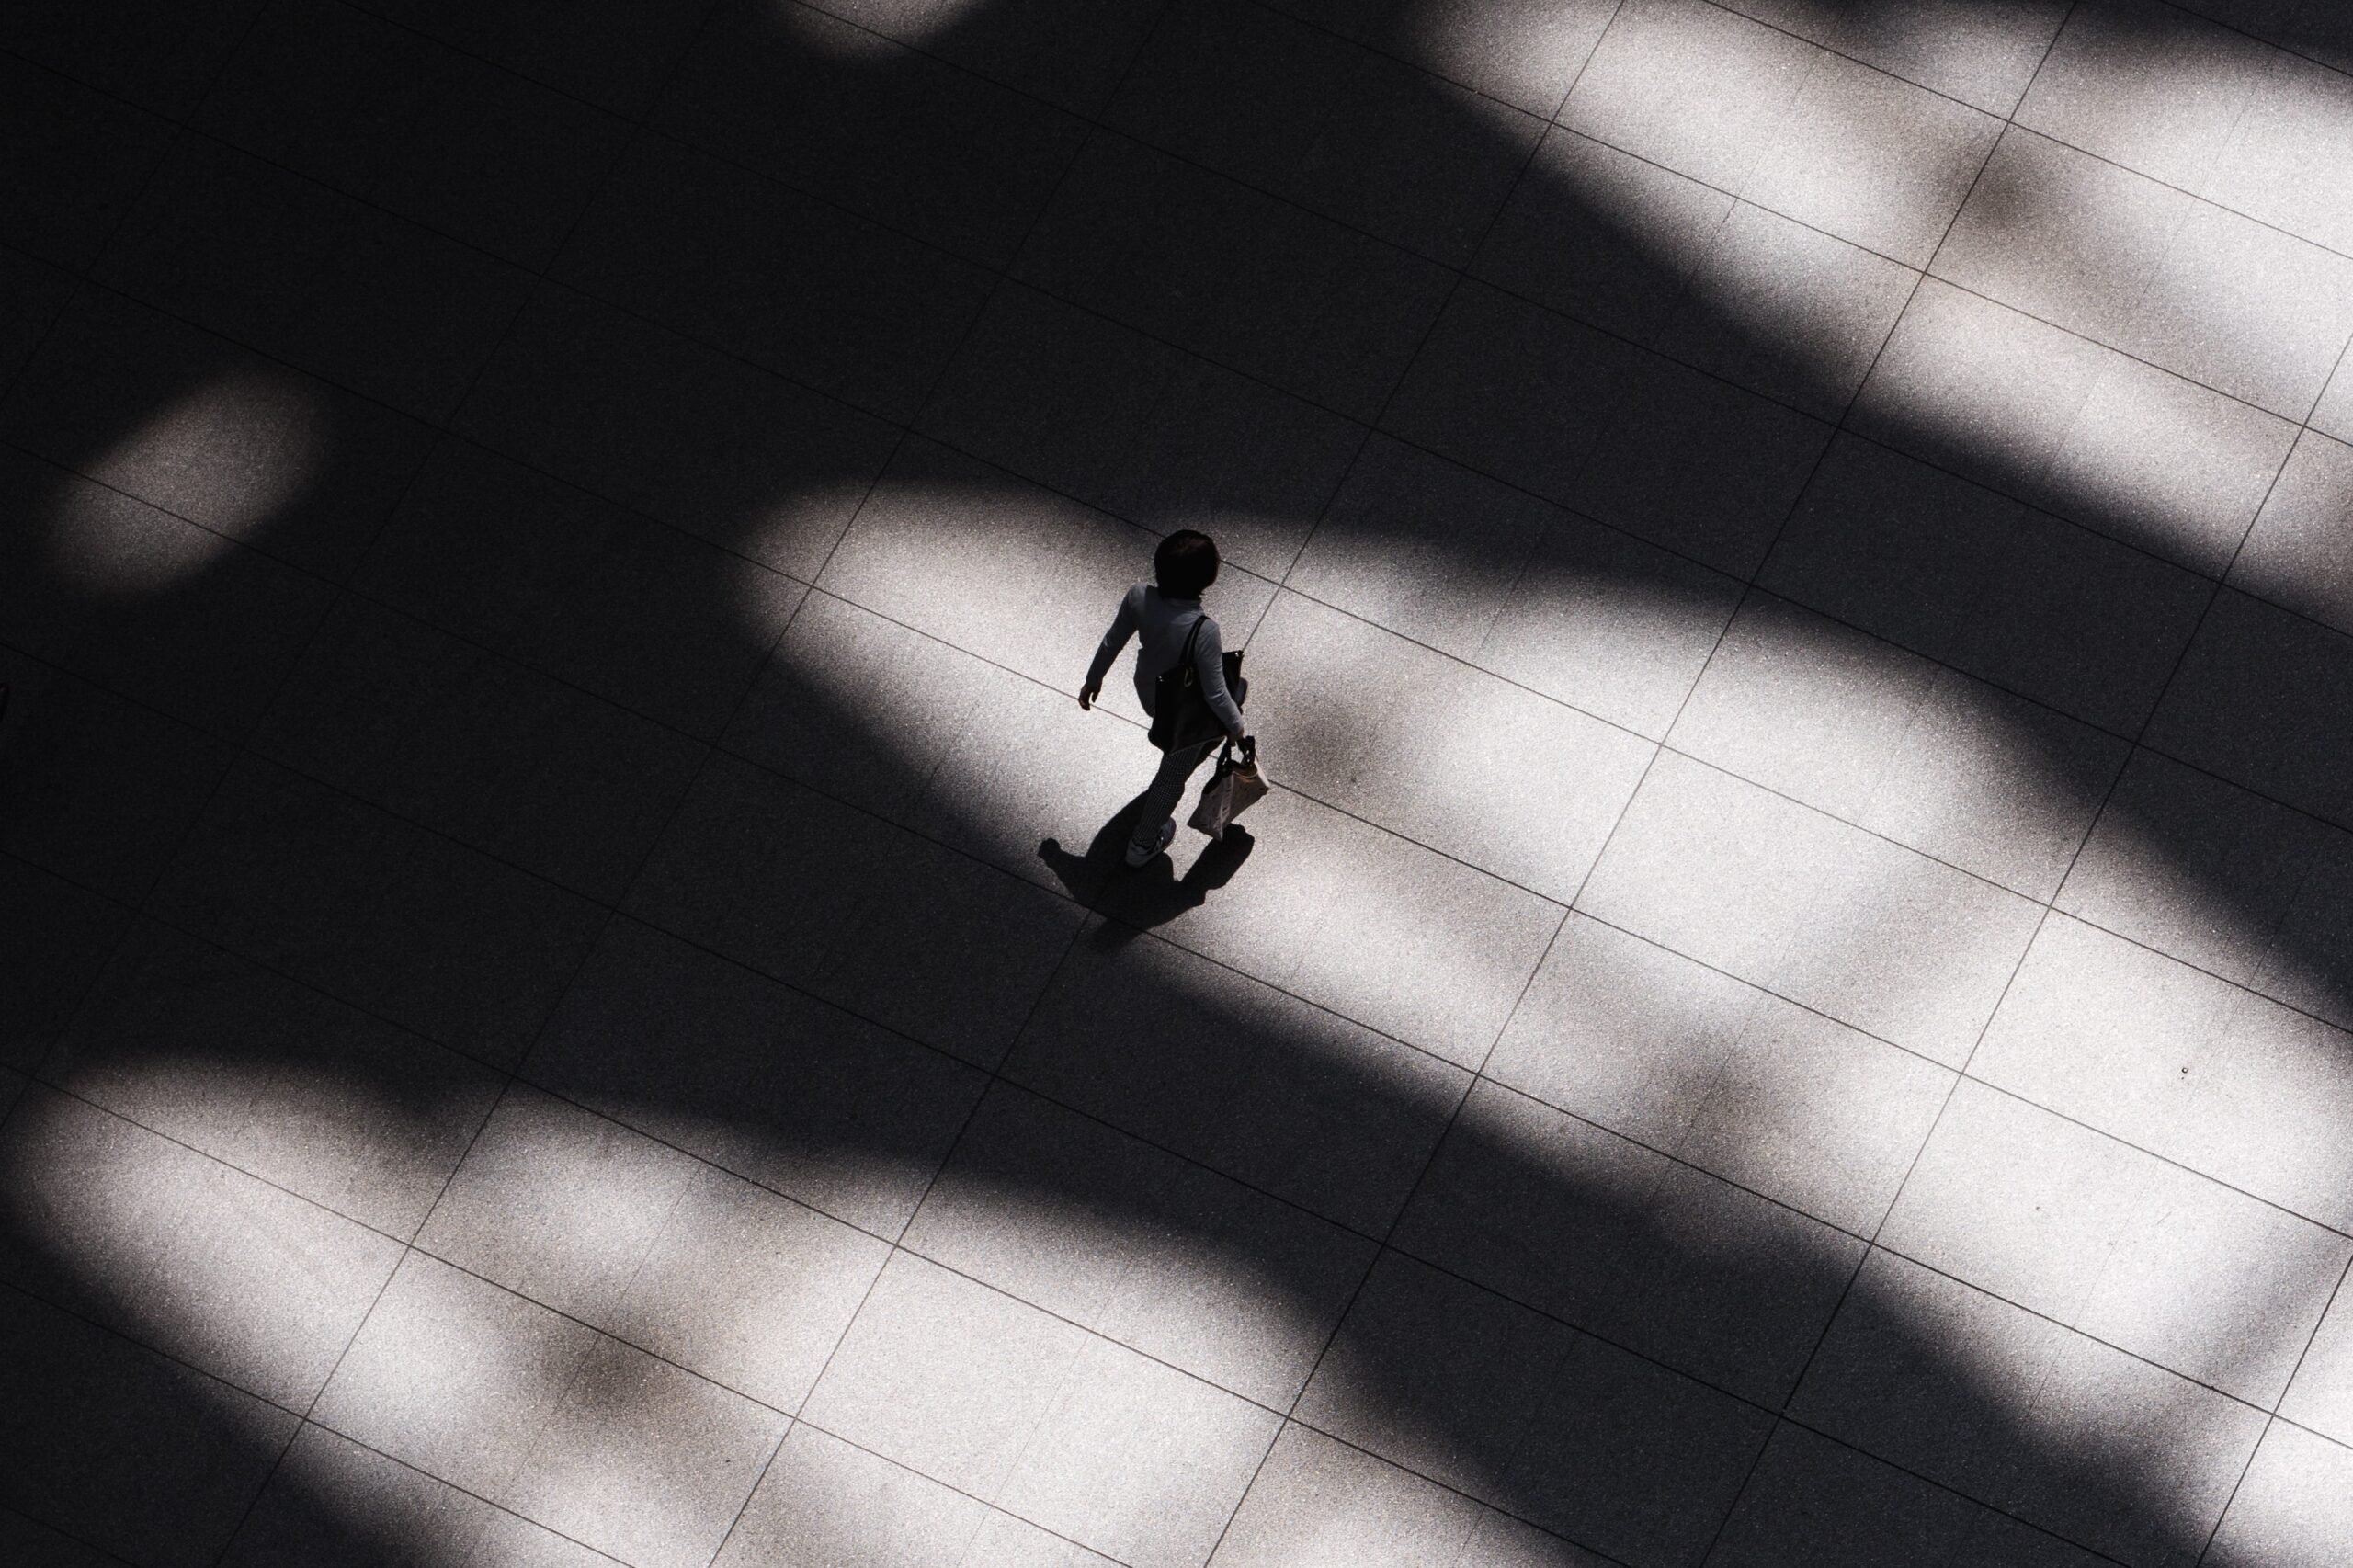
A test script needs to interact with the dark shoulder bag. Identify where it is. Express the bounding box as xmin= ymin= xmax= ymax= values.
xmin=1148 ymin=614 xmax=1247 ymax=753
